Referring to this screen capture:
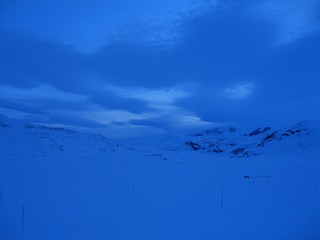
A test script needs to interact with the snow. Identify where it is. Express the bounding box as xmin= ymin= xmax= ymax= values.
xmin=1 ymin=120 xmax=320 ymax=239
